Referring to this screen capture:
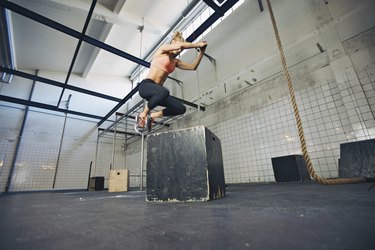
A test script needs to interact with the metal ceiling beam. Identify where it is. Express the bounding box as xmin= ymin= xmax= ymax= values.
xmin=0 ymin=94 xmax=104 ymax=120
xmin=202 ymin=0 xmax=222 ymax=14
xmin=186 ymin=0 xmax=239 ymax=42
xmin=82 ymin=0 xmax=127 ymax=77
xmin=57 ymin=0 xmax=97 ymax=108
xmin=0 ymin=0 xmax=150 ymax=68
xmin=0 ymin=67 xmax=122 ymax=102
